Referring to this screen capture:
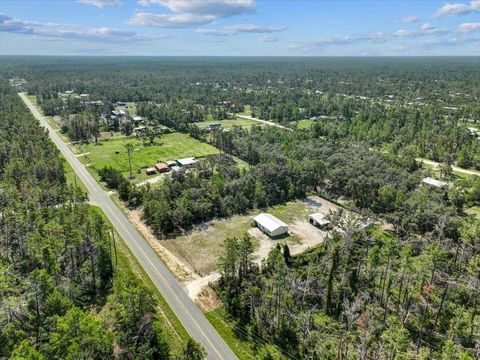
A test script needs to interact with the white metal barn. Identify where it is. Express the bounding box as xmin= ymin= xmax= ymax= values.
xmin=253 ymin=213 xmax=288 ymax=238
